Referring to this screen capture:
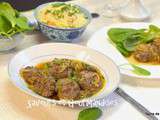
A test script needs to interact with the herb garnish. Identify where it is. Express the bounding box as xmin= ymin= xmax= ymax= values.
xmin=51 ymin=3 xmax=81 ymax=18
